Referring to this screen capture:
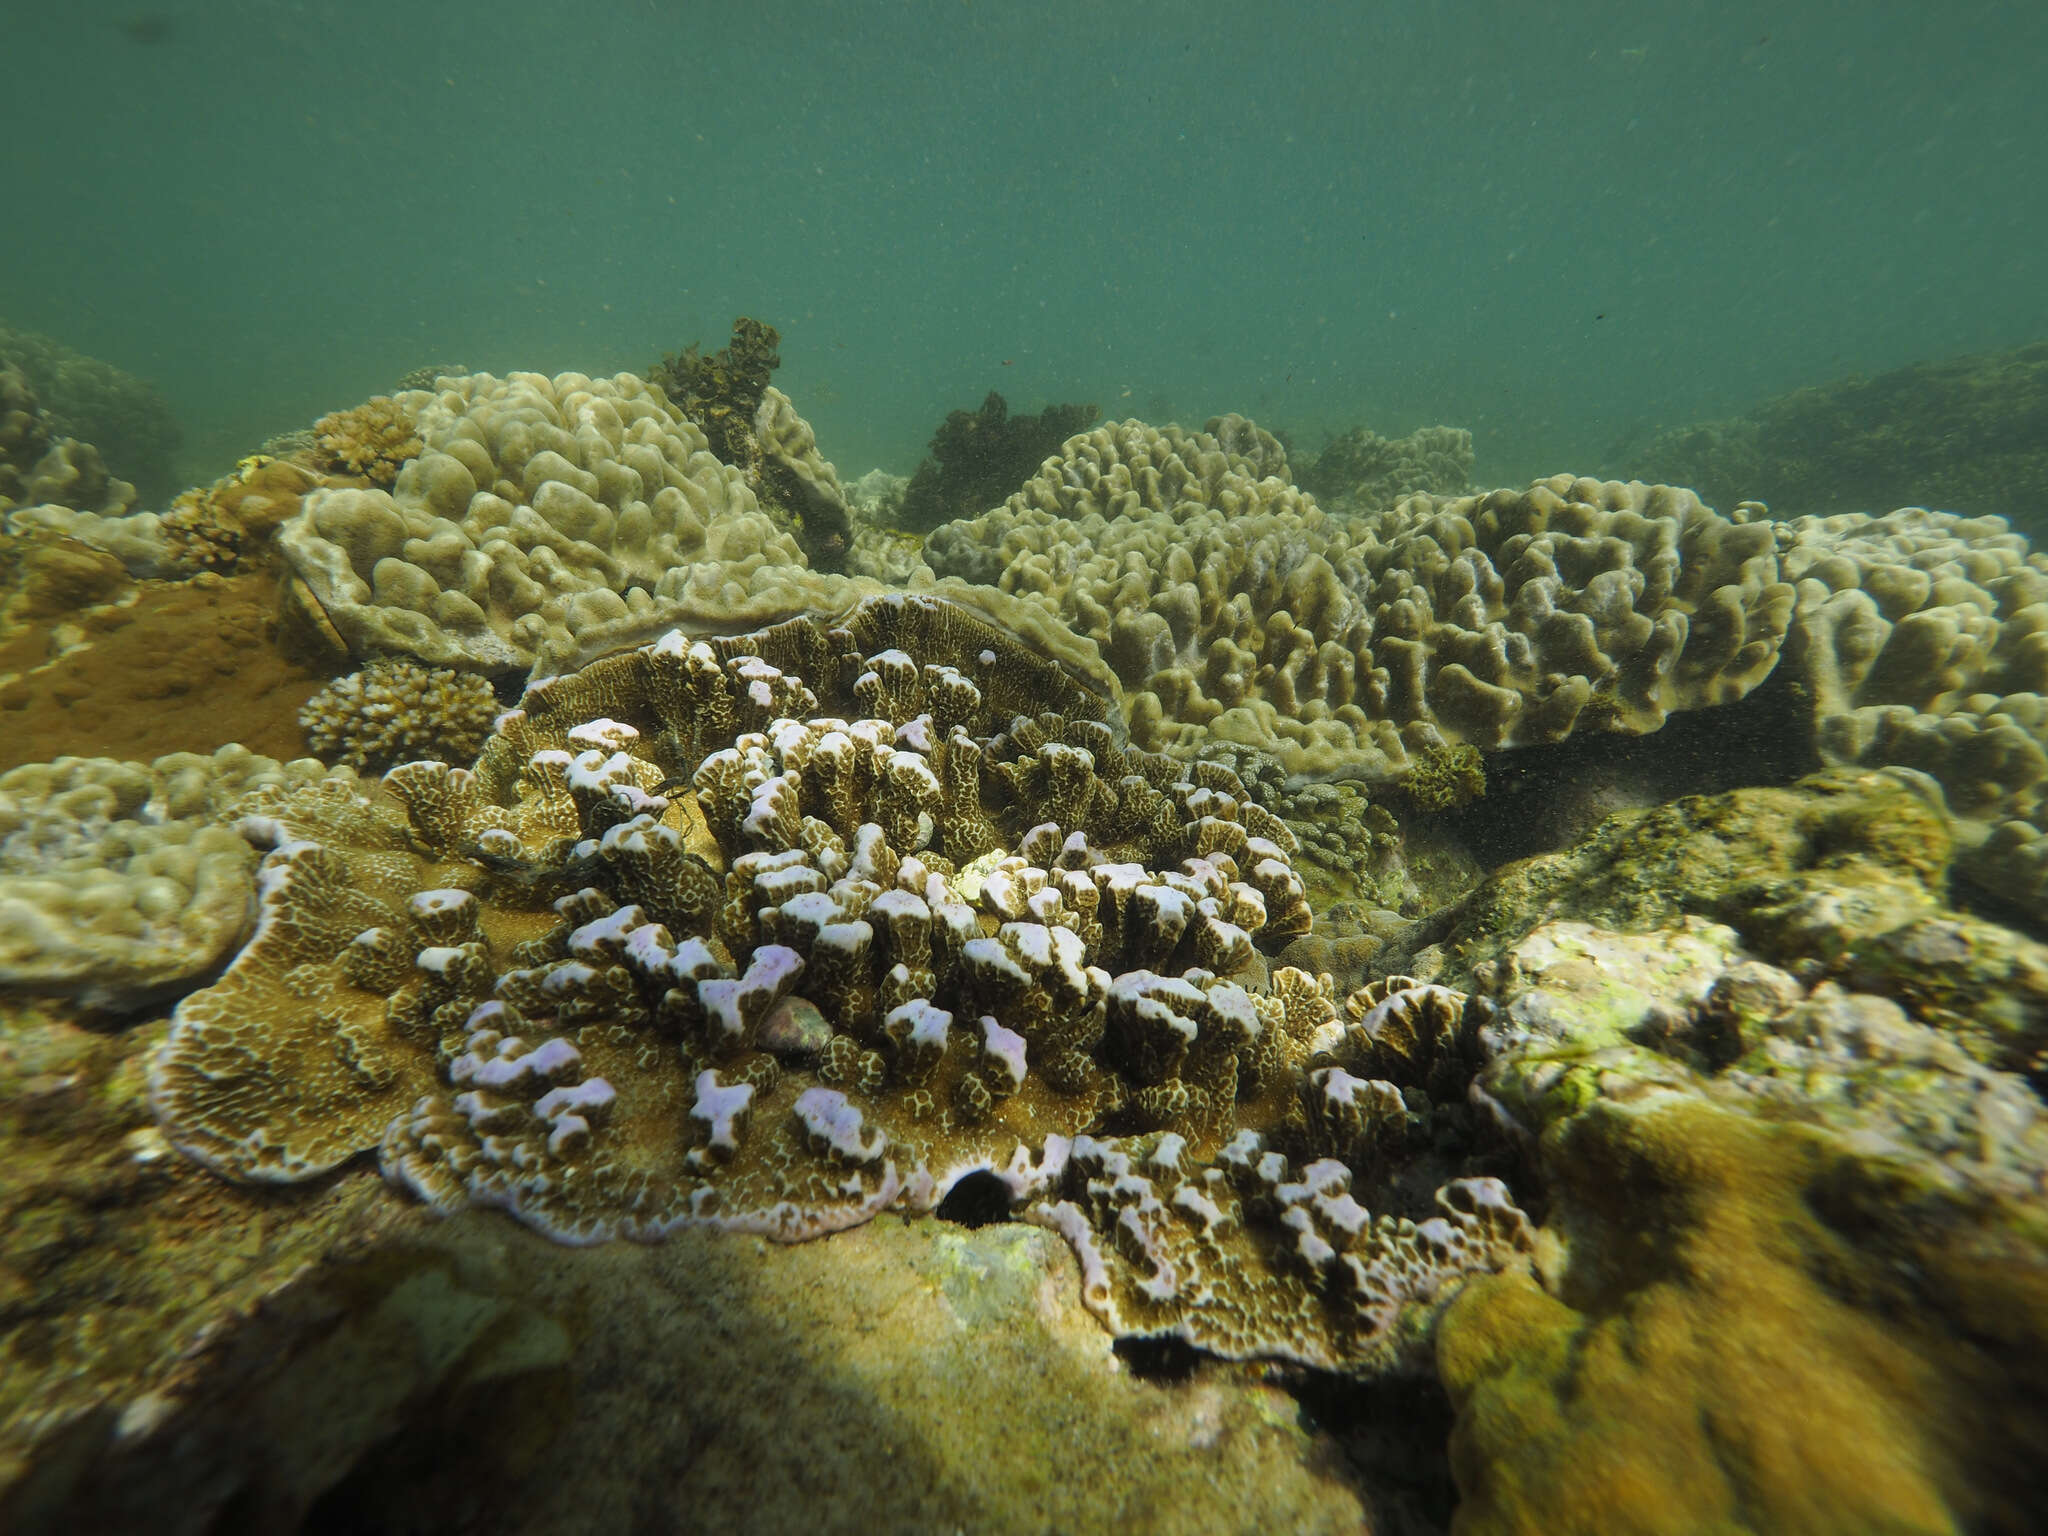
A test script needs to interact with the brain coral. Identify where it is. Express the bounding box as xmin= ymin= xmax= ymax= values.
xmin=276 ymin=370 xmax=806 ymax=676
xmin=150 ymin=595 xmax=1530 ymax=1372
xmin=928 ymin=434 xmax=1794 ymax=779
xmin=0 ymin=744 xmax=351 ymax=1008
